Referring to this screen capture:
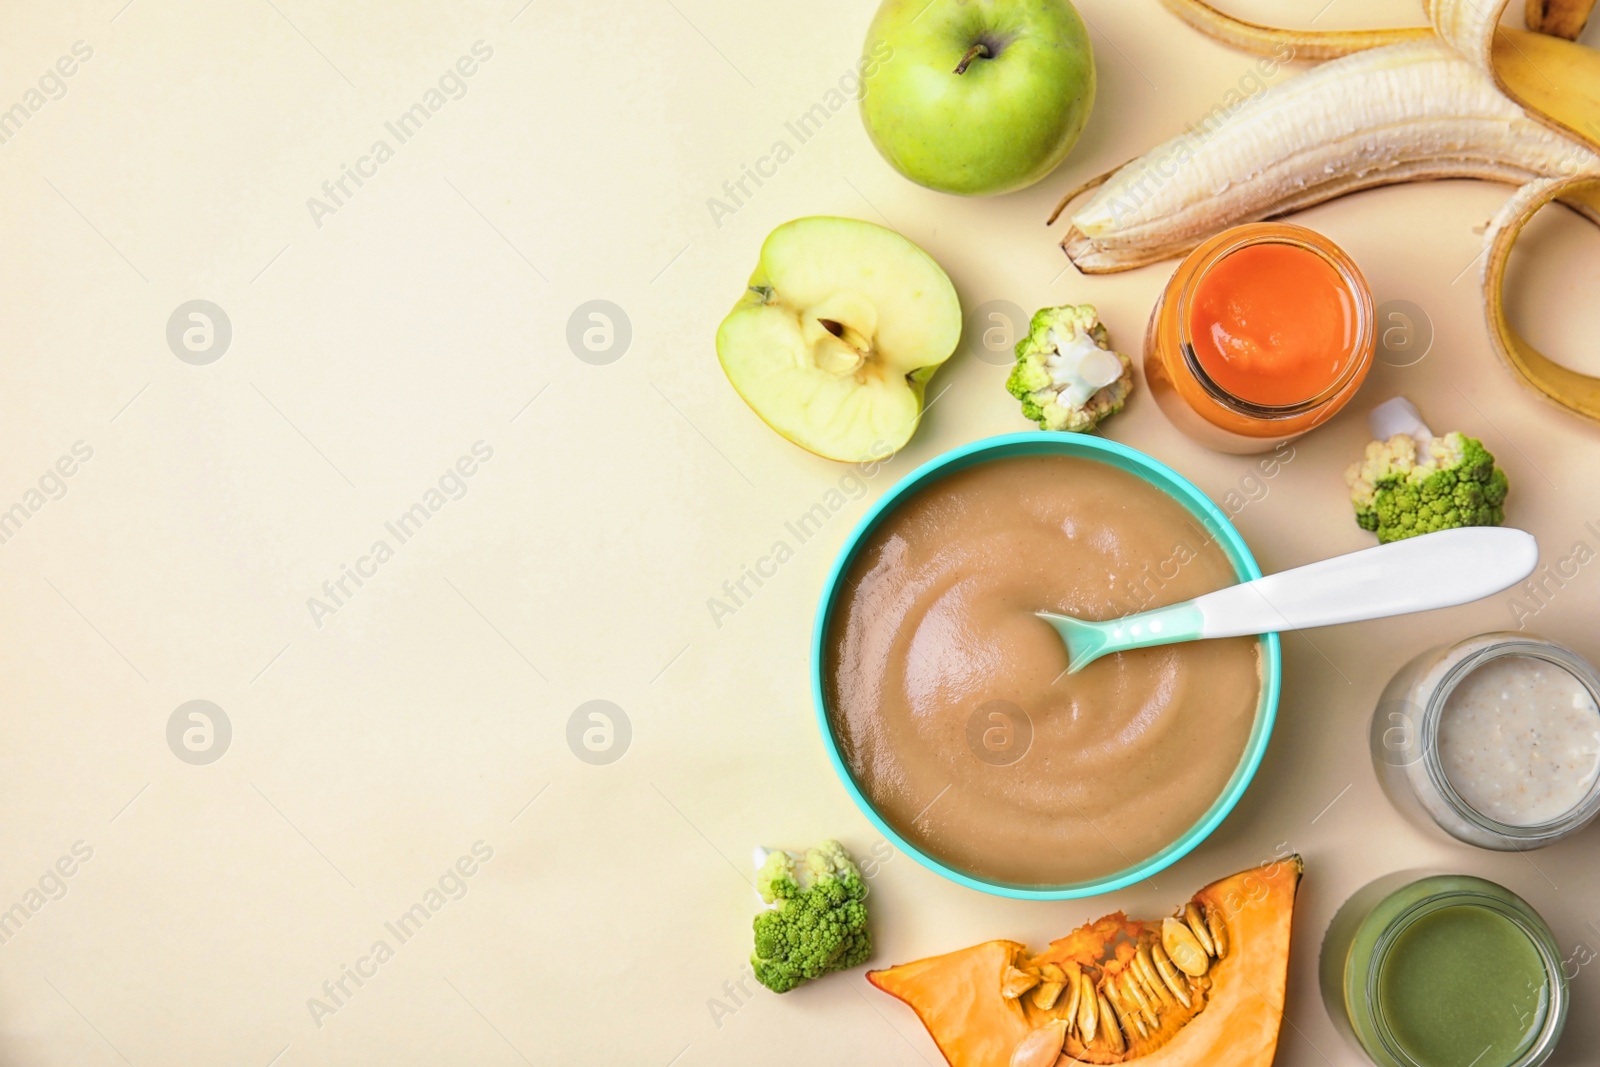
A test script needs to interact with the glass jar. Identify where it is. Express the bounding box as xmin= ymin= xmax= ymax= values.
xmin=1144 ymin=222 xmax=1375 ymax=454
xmin=1372 ymin=632 xmax=1600 ymax=850
xmin=1321 ymin=873 xmax=1568 ymax=1067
